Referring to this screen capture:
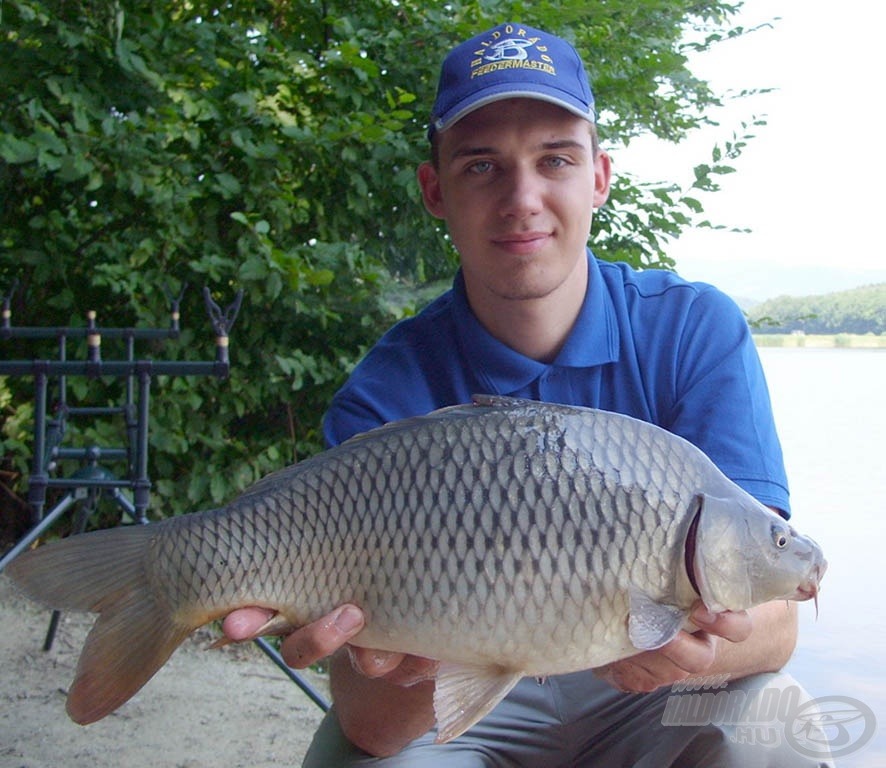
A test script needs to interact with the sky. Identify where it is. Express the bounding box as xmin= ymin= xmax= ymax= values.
xmin=614 ymin=0 xmax=886 ymax=302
